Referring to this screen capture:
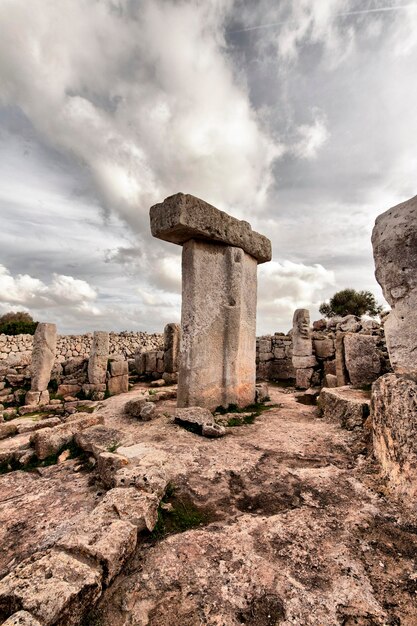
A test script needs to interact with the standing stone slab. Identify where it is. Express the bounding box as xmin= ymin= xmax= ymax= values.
xmin=344 ymin=333 xmax=381 ymax=387
xmin=163 ymin=323 xmax=180 ymax=374
xmin=179 ymin=240 xmax=257 ymax=409
xmin=25 ymin=323 xmax=57 ymax=406
xmin=150 ymin=193 xmax=270 ymax=410
xmin=88 ymin=332 xmax=109 ymax=385
xmin=292 ymin=309 xmax=315 ymax=389
xmin=372 ymin=195 xmax=417 ymax=377
xmin=30 ymin=323 xmax=57 ymax=391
